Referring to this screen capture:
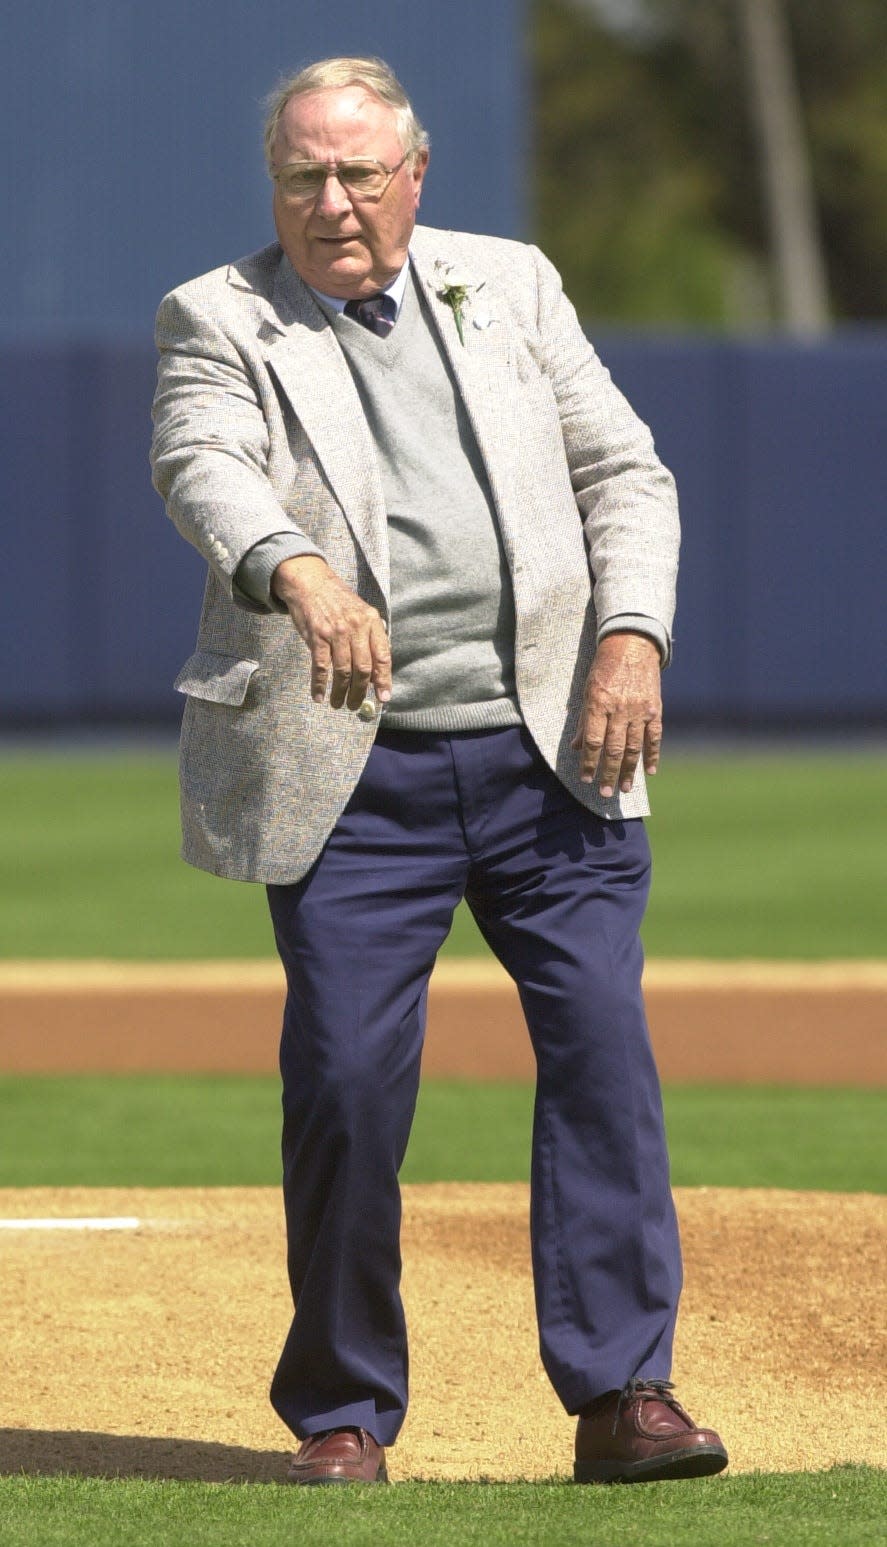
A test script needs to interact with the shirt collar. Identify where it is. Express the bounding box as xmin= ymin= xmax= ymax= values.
xmin=308 ymin=258 xmax=411 ymax=318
